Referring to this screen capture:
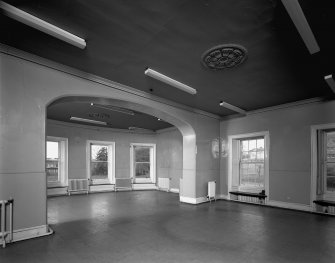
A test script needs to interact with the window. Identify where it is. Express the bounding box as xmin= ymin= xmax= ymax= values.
xmin=130 ymin=143 xmax=156 ymax=184
xmin=315 ymin=129 xmax=335 ymax=201
xmin=240 ymin=138 xmax=265 ymax=188
xmin=46 ymin=136 xmax=68 ymax=187
xmin=326 ymin=131 xmax=335 ymax=192
xmin=228 ymin=132 xmax=269 ymax=194
xmin=87 ymin=141 xmax=115 ymax=184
